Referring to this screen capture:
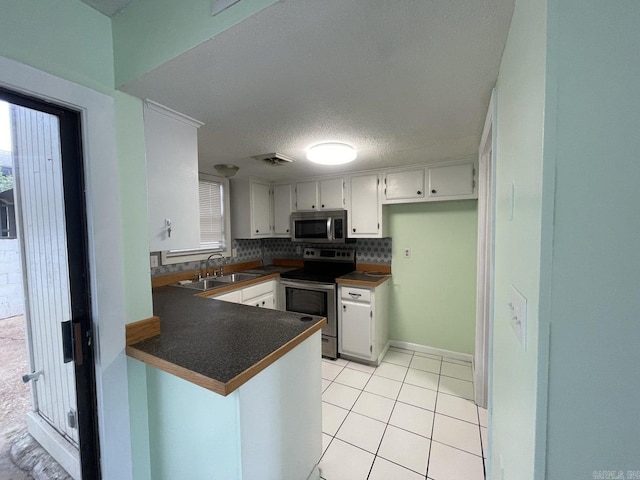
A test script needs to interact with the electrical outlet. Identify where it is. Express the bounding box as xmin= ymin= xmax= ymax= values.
xmin=403 ymin=248 xmax=411 ymax=258
xmin=231 ymin=248 xmax=238 ymax=258
xmin=150 ymin=255 xmax=159 ymax=268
